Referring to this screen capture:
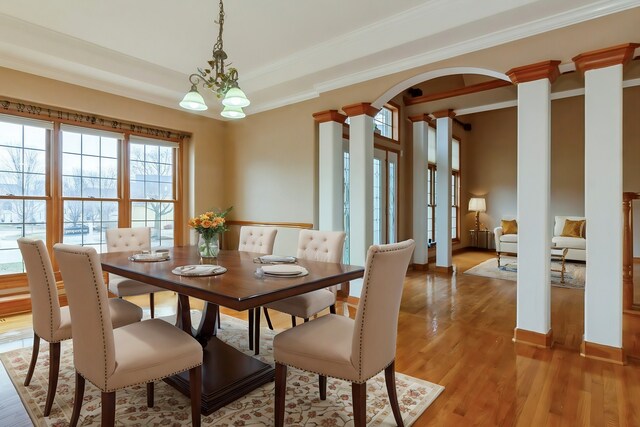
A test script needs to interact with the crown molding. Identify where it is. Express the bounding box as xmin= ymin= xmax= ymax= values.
xmin=507 ymin=60 xmax=562 ymax=84
xmin=312 ymin=110 xmax=347 ymax=124
xmin=312 ymin=0 xmax=640 ymax=95
xmin=432 ymin=109 xmax=456 ymax=119
xmin=342 ymin=103 xmax=379 ymax=118
xmin=573 ymin=43 xmax=640 ymax=73
xmin=408 ymin=114 xmax=433 ymax=123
